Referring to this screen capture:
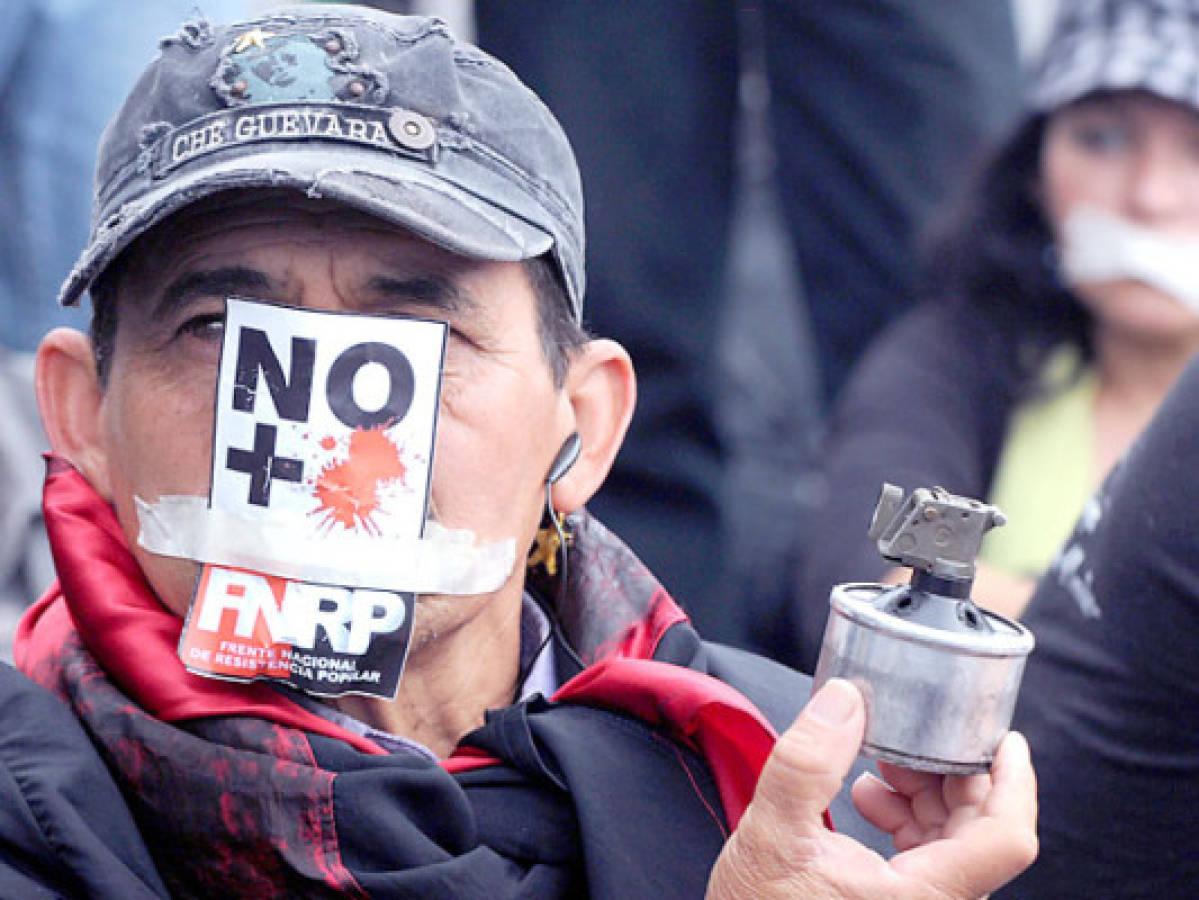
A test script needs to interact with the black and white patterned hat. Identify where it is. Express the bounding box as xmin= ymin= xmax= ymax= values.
xmin=1029 ymin=0 xmax=1199 ymax=112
